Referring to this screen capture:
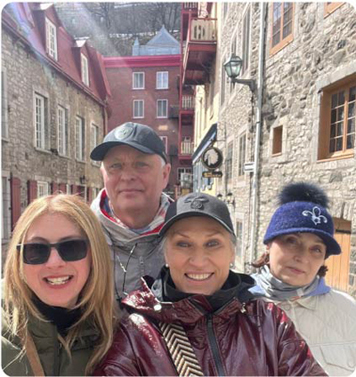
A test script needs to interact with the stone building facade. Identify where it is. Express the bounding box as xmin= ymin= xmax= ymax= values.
xmin=1 ymin=3 xmax=109 ymax=252
xmin=189 ymin=2 xmax=356 ymax=296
